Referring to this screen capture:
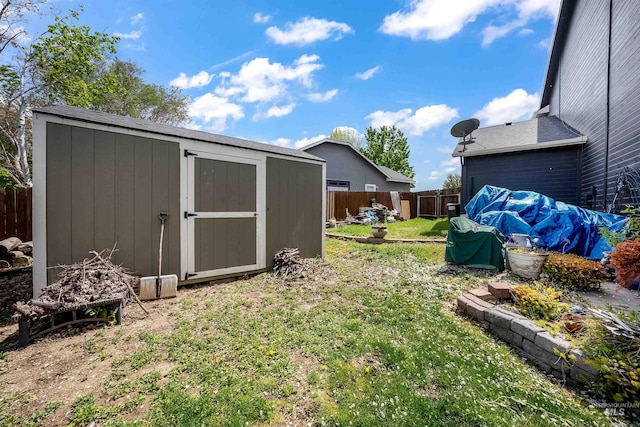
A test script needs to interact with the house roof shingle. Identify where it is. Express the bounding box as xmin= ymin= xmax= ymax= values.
xmin=451 ymin=115 xmax=586 ymax=158
xmin=34 ymin=105 xmax=324 ymax=162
